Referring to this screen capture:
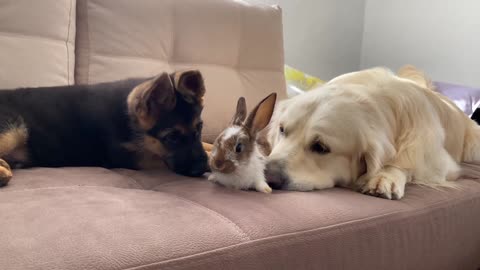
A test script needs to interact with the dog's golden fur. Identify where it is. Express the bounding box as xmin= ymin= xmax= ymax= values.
xmin=266 ymin=65 xmax=480 ymax=199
